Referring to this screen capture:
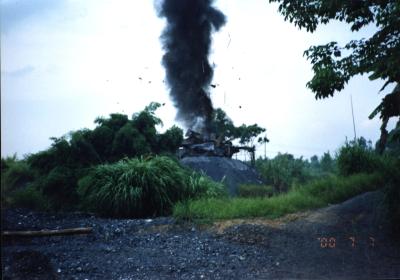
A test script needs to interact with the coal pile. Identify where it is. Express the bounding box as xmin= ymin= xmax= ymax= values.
xmin=180 ymin=156 xmax=264 ymax=195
